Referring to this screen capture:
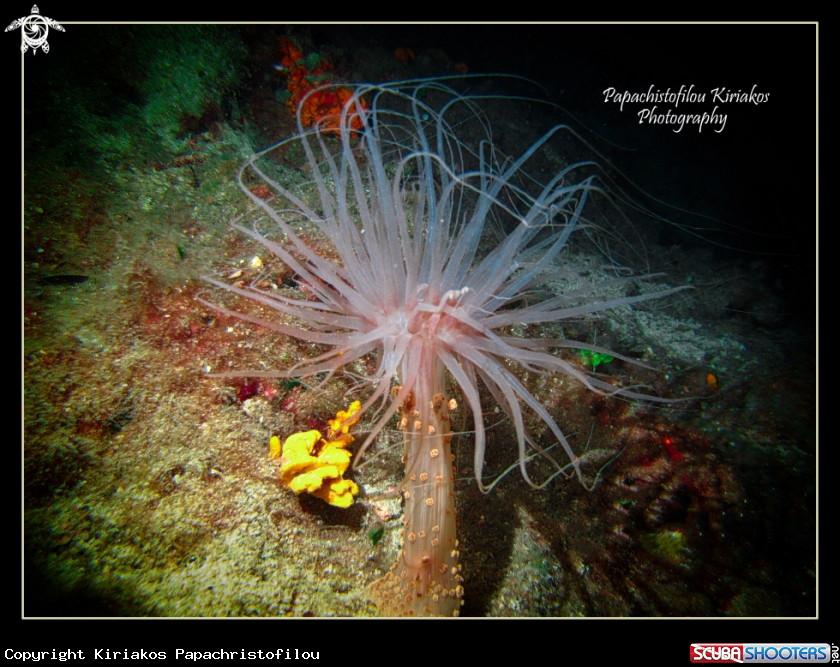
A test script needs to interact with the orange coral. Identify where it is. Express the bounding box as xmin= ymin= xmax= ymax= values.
xmin=276 ymin=36 xmax=366 ymax=135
